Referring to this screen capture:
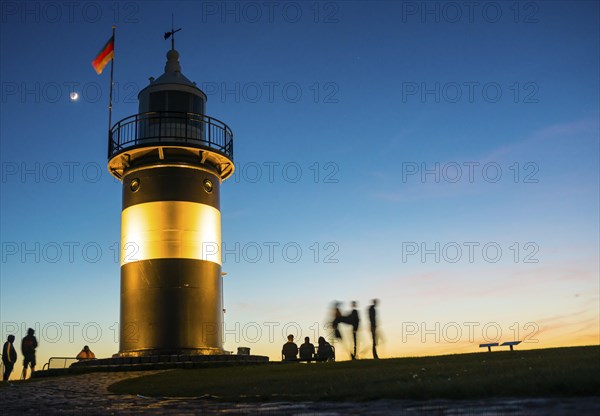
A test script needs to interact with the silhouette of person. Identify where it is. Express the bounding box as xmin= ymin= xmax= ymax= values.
xmin=281 ymin=334 xmax=298 ymax=361
xmin=2 ymin=335 xmax=17 ymax=381
xmin=21 ymin=328 xmax=38 ymax=379
xmin=331 ymin=301 xmax=343 ymax=339
xmin=315 ymin=336 xmax=334 ymax=362
xmin=76 ymin=345 xmax=96 ymax=360
xmin=346 ymin=301 xmax=360 ymax=359
xmin=299 ymin=336 xmax=316 ymax=361
xmin=368 ymin=299 xmax=379 ymax=359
